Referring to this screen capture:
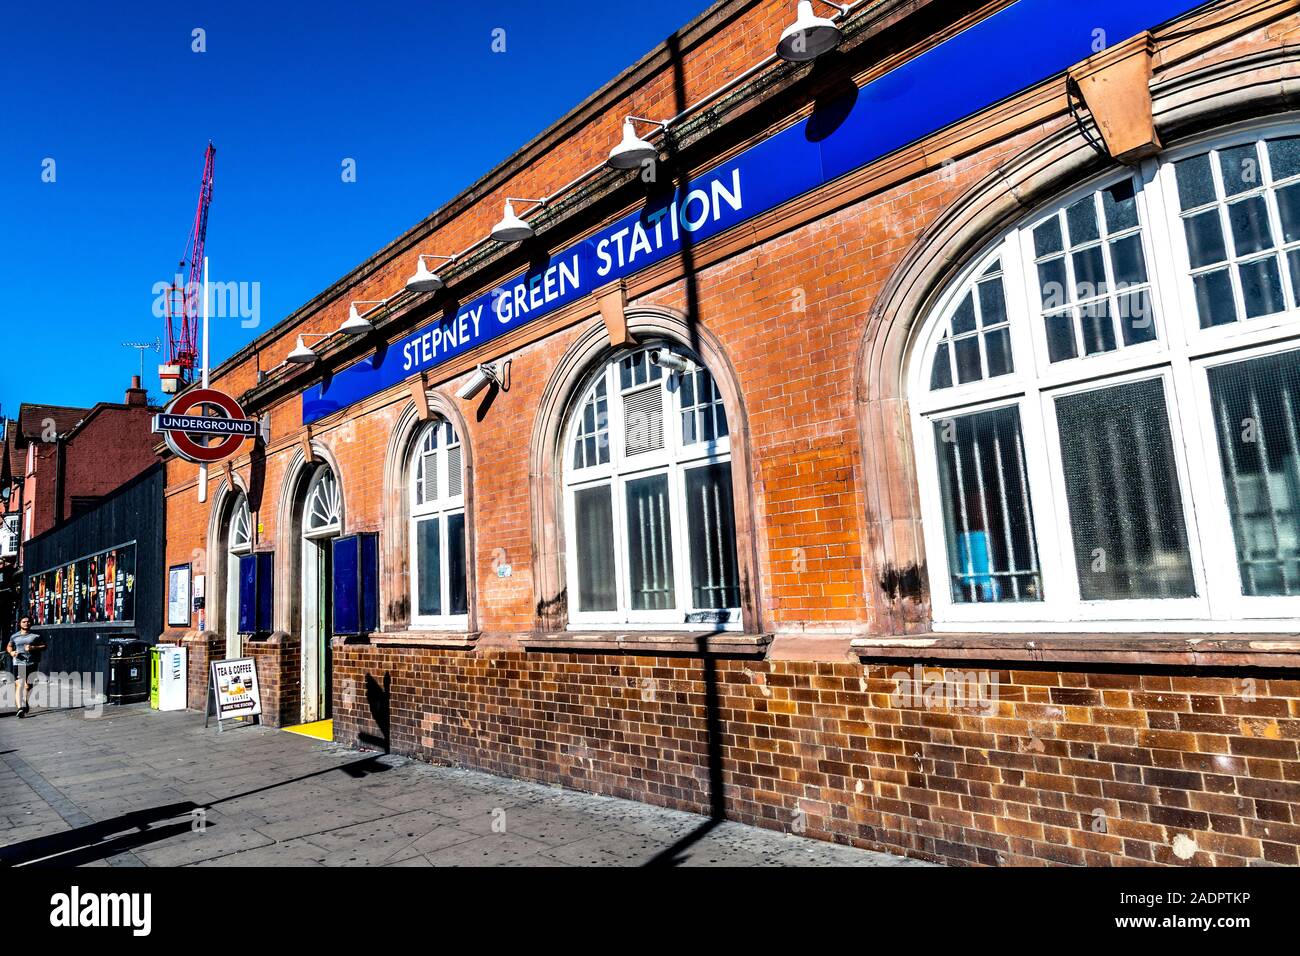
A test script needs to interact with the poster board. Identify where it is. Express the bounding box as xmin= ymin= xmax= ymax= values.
xmin=26 ymin=541 xmax=138 ymax=626
xmin=205 ymin=657 xmax=262 ymax=730
xmin=167 ymin=563 xmax=191 ymax=627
